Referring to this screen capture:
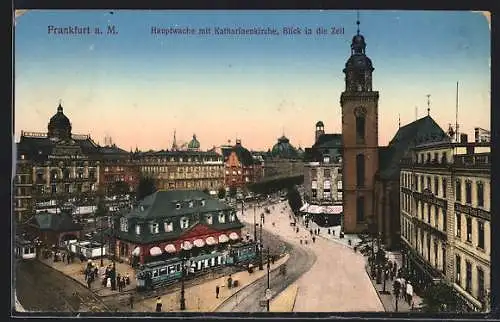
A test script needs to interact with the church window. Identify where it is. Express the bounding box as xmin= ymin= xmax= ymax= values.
xmin=356 ymin=116 xmax=365 ymax=143
xmin=356 ymin=154 xmax=365 ymax=187
xmin=356 ymin=196 xmax=365 ymax=222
